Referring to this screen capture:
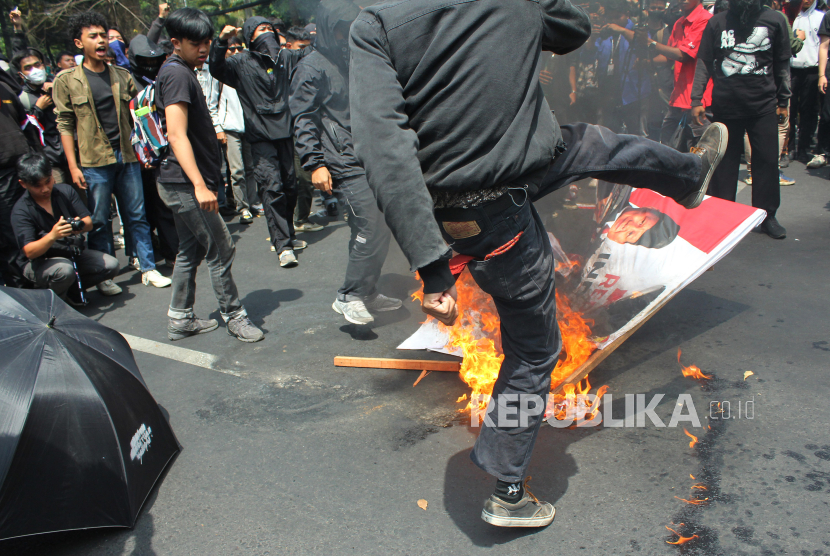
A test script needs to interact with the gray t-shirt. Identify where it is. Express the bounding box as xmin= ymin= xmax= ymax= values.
xmin=83 ymin=66 xmax=120 ymax=150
